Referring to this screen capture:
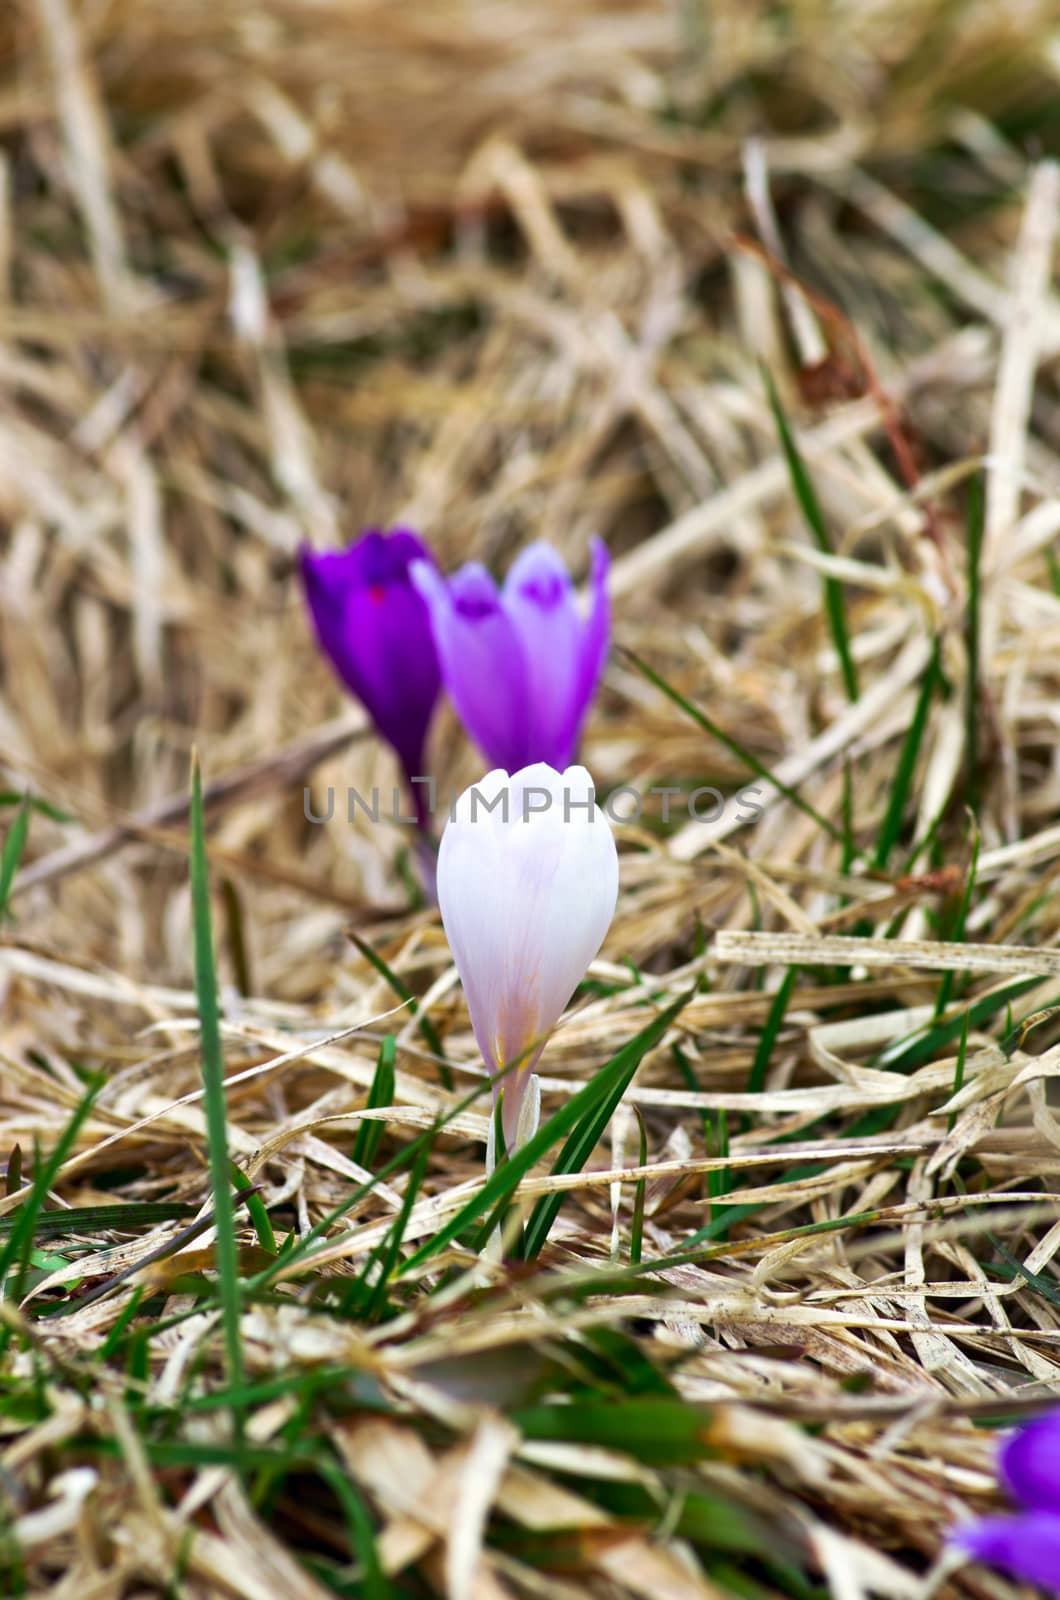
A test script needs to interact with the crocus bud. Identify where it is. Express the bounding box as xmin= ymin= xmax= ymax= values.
xmin=437 ymin=763 xmax=618 ymax=1155
xmin=299 ymin=529 xmax=441 ymax=826
xmin=411 ymin=539 xmax=609 ymax=775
